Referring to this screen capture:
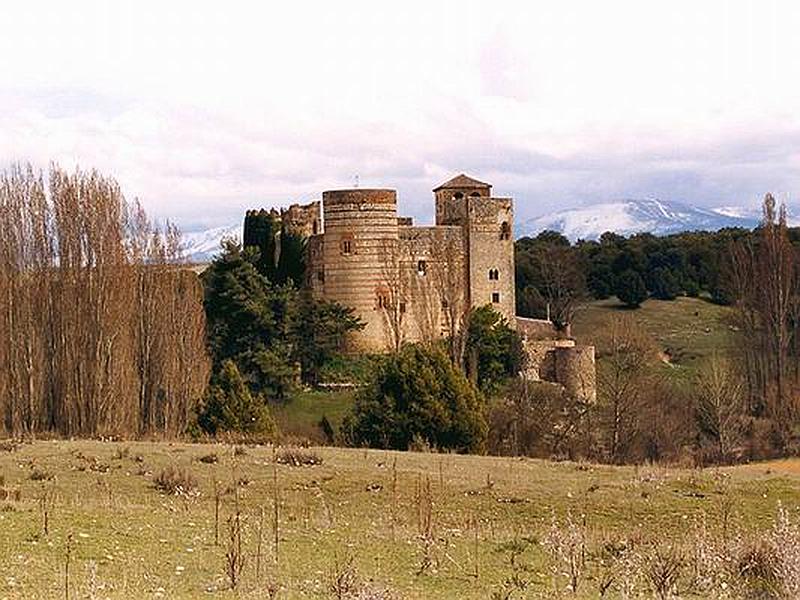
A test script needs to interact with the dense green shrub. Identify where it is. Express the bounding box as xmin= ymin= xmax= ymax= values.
xmin=649 ymin=267 xmax=680 ymax=300
xmin=465 ymin=305 xmax=526 ymax=393
xmin=198 ymin=360 xmax=278 ymax=438
xmin=342 ymin=345 xmax=487 ymax=453
xmin=200 ymin=241 xmax=362 ymax=435
xmin=615 ymin=269 xmax=648 ymax=308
